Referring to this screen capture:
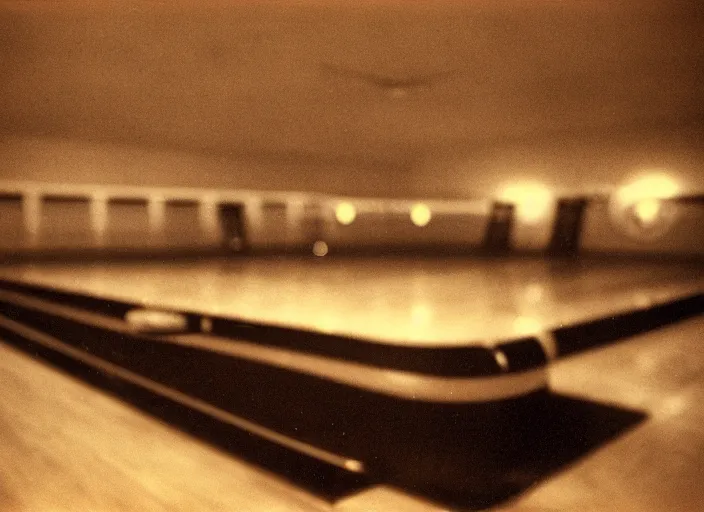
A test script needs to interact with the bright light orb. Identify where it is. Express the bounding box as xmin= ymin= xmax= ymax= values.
xmin=335 ymin=202 xmax=357 ymax=225
xmin=615 ymin=173 xmax=680 ymax=207
xmin=410 ymin=203 xmax=432 ymax=227
xmin=512 ymin=315 xmax=542 ymax=336
xmin=632 ymin=197 xmax=662 ymax=226
xmin=611 ymin=173 xmax=681 ymax=240
xmin=498 ymin=182 xmax=553 ymax=224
